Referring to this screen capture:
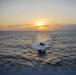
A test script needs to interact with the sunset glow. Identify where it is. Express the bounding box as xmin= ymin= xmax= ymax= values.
xmin=0 ymin=0 xmax=76 ymax=31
